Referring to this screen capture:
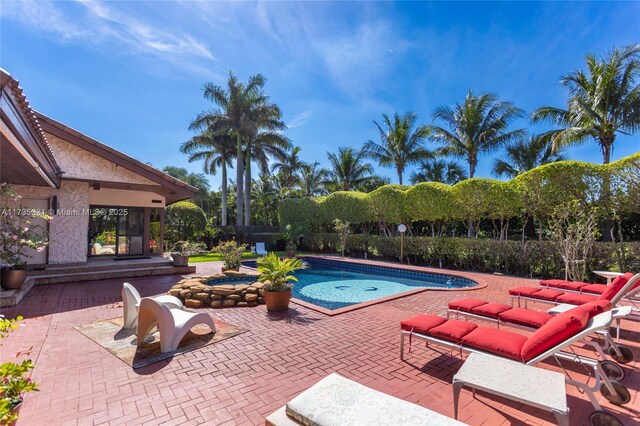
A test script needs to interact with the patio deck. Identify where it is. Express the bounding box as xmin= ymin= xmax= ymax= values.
xmin=1 ymin=261 xmax=638 ymax=425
